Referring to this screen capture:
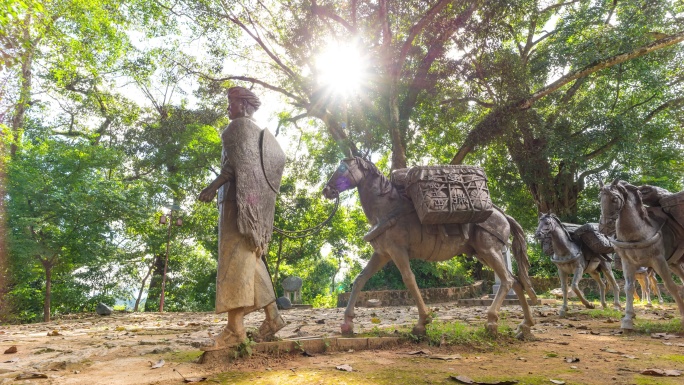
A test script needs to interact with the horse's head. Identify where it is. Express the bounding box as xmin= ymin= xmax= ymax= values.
xmin=598 ymin=179 xmax=629 ymax=236
xmin=322 ymin=157 xmax=365 ymax=199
